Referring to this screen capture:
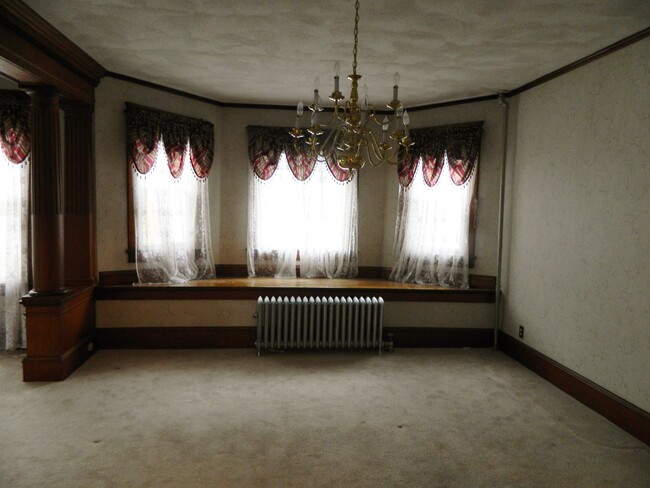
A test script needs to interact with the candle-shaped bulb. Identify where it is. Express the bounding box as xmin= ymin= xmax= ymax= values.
xmin=297 ymin=101 xmax=304 ymax=117
xmin=393 ymin=72 xmax=400 ymax=100
xmin=311 ymin=110 xmax=317 ymax=126
xmin=334 ymin=62 xmax=340 ymax=92
xmin=396 ymin=103 xmax=404 ymax=118
xmin=362 ymin=84 xmax=368 ymax=108
xmin=314 ymin=76 xmax=320 ymax=90
xmin=382 ymin=116 xmax=389 ymax=143
xmin=402 ymin=109 xmax=409 ymax=126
